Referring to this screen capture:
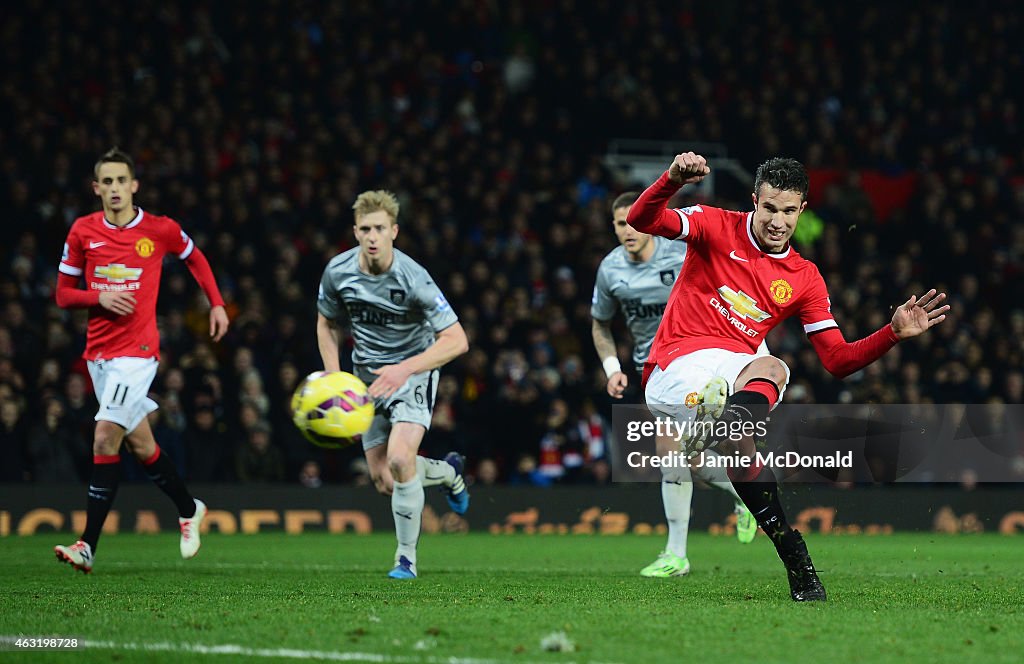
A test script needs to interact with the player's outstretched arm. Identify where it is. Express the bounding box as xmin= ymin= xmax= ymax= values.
xmin=592 ymin=318 xmax=627 ymax=399
xmin=368 ymin=322 xmax=469 ymax=399
xmin=316 ymin=313 xmax=343 ymax=373
xmin=810 ymin=289 xmax=949 ymax=379
xmin=627 ymin=152 xmax=710 ymax=238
